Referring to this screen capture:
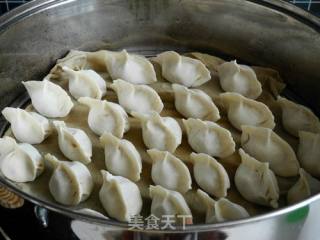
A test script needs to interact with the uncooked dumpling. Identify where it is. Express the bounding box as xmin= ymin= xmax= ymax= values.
xmin=297 ymin=131 xmax=320 ymax=178
xmin=100 ymin=133 xmax=142 ymax=182
xmin=235 ymin=149 xmax=279 ymax=208
xmin=148 ymin=149 xmax=192 ymax=193
xmin=277 ymin=96 xmax=320 ymax=137
xmin=0 ymin=137 xmax=16 ymax=163
xmin=45 ymin=154 xmax=93 ymax=206
xmin=149 ymin=185 xmax=192 ymax=223
xmin=287 ymin=168 xmax=320 ymax=205
xmin=132 ymin=112 xmax=182 ymax=153
xmin=183 ymin=118 xmax=235 ymax=158
xmin=172 ymin=84 xmax=220 ymax=121
xmin=298 ymin=131 xmax=320 ymax=178
xmin=241 ymin=125 xmax=300 ymax=177
xmin=105 ymin=50 xmax=157 ymax=84
xmin=78 ymin=97 xmax=129 ymax=138
xmin=190 ymin=152 xmax=230 ymax=198
xmin=49 ymin=50 xmax=108 ymax=78
xmin=197 ymin=189 xmax=249 ymax=223
xmin=217 ymin=60 xmax=262 ymax=99
xmin=0 ymin=137 xmax=44 ymax=183
xmin=53 ymin=121 xmax=92 ymax=164
xmin=153 ymin=51 xmax=211 ymax=87
xmin=219 ymin=92 xmax=275 ymax=130
xmin=99 ymin=170 xmax=142 ymax=222
xmin=61 ymin=66 xmax=106 ymax=100
xmin=22 ymin=80 xmax=74 ymax=118
xmin=110 ymin=79 xmax=163 ymax=114
xmin=2 ymin=107 xmax=52 ymax=144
